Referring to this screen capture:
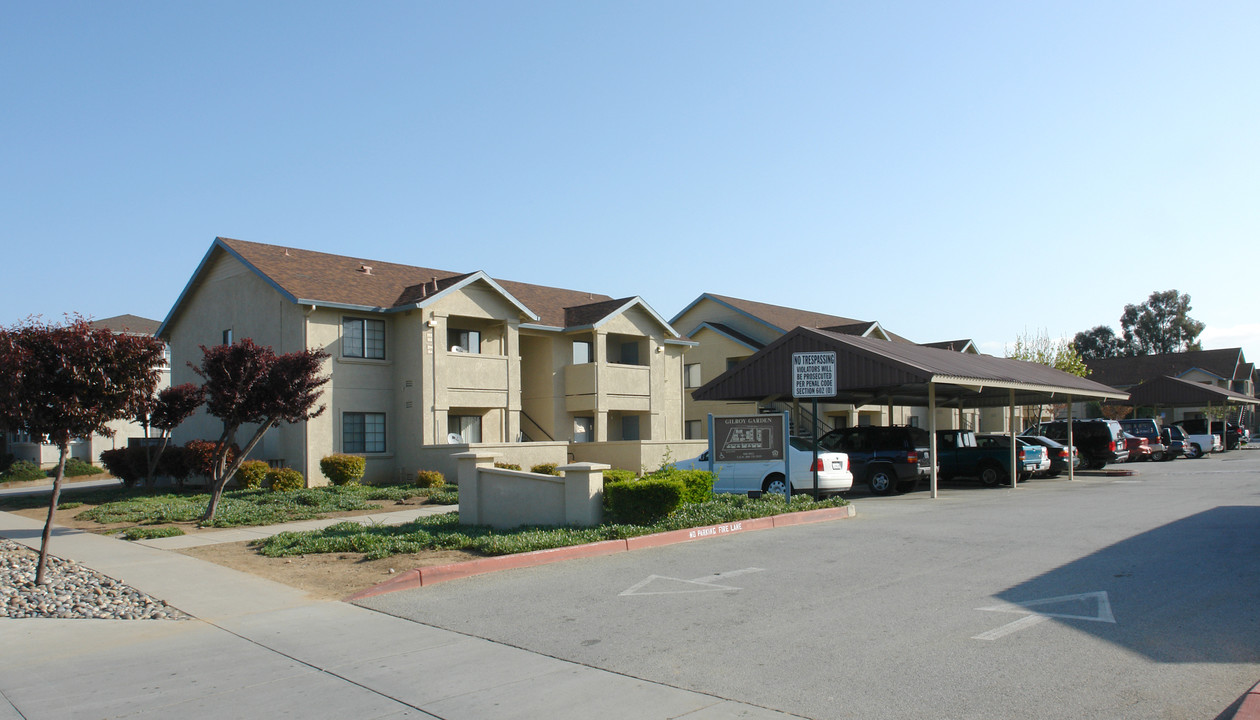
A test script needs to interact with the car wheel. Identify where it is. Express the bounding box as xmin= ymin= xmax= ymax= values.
xmin=1187 ymin=443 xmax=1203 ymax=459
xmin=762 ymin=473 xmax=790 ymax=496
xmin=1151 ymin=451 xmax=1165 ymax=462
xmin=867 ymin=467 xmax=896 ymax=495
xmin=979 ymin=464 xmax=1007 ymax=487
